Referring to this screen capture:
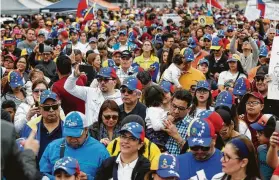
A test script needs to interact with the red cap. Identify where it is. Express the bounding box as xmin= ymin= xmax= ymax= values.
xmin=242 ymin=91 xmax=264 ymax=104
xmin=60 ymin=30 xmax=69 ymax=39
